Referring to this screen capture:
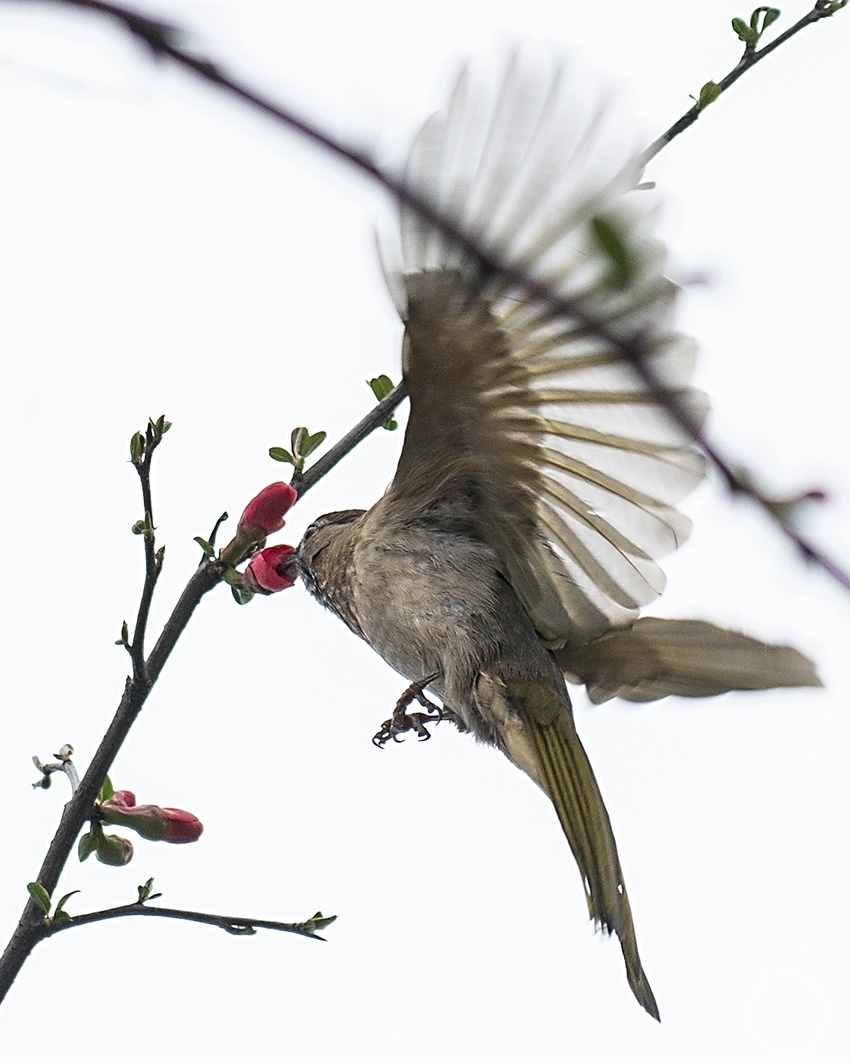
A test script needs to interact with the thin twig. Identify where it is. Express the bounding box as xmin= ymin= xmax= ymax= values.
xmin=293 ymin=381 xmax=409 ymax=497
xmin=129 ymin=420 xmax=163 ymax=682
xmin=0 ymin=558 xmax=224 ymax=1004
xmin=42 ymin=903 xmax=330 ymax=941
xmin=641 ymin=1 xmax=848 ymax=165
